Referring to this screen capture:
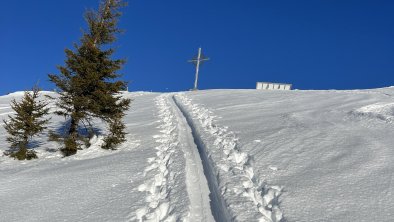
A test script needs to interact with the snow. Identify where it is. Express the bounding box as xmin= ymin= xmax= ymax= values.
xmin=352 ymin=102 xmax=394 ymax=122
xmin=175 ymin=94 xmax=282 ymax=221
xmin=1 ymin=88 xmax=394 ymax=221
